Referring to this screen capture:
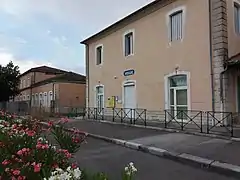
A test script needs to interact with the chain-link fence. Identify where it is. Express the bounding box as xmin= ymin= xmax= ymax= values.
xmin=0 ymin=101 xmax=85 ymax=119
